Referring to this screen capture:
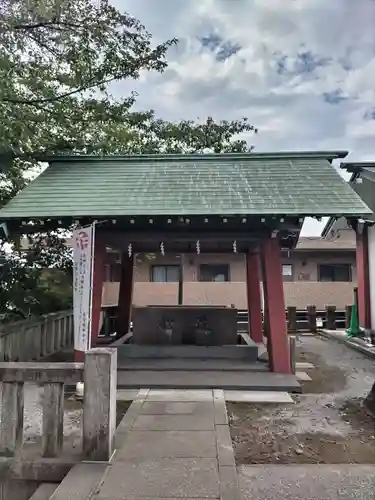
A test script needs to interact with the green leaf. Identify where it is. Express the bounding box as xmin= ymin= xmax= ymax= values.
xmin=0 ymin=0 xmax=257 ymax=320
